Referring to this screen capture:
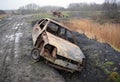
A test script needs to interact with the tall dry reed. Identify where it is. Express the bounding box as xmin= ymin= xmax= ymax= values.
xmin=63 ymin=19 xmax=120 ymax=51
